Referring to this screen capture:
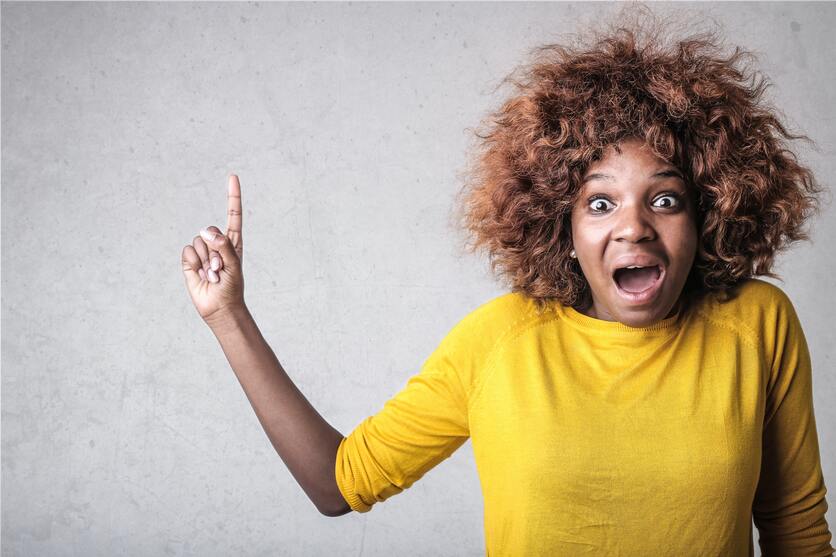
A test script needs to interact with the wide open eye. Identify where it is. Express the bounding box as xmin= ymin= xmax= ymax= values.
xmin=652 ymin=194 xmax=682 ymax=209
xmin=588 ymin=196 xmax=614 ymax=213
